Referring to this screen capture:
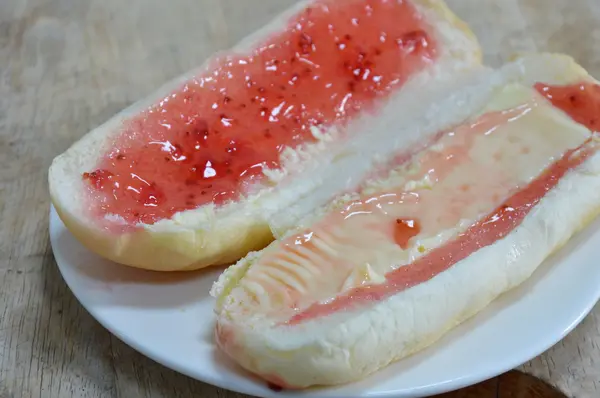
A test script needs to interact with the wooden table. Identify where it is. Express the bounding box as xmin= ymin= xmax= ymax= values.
xmin=1 ymin=0 xmax=599 ymax=396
